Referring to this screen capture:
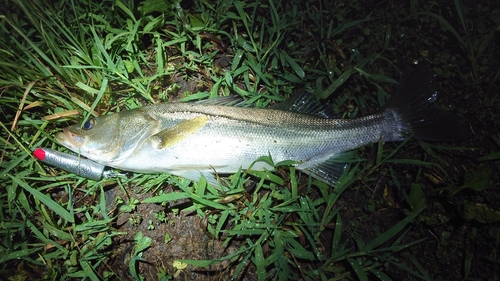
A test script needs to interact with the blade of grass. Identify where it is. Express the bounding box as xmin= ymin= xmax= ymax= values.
xmin=9 ymin=175 xmax=74 ymax=223
xmin=361 ymin=207 xmax=425 ymax=252
xmin=347 ymin=257 xmax=369 ymax=281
